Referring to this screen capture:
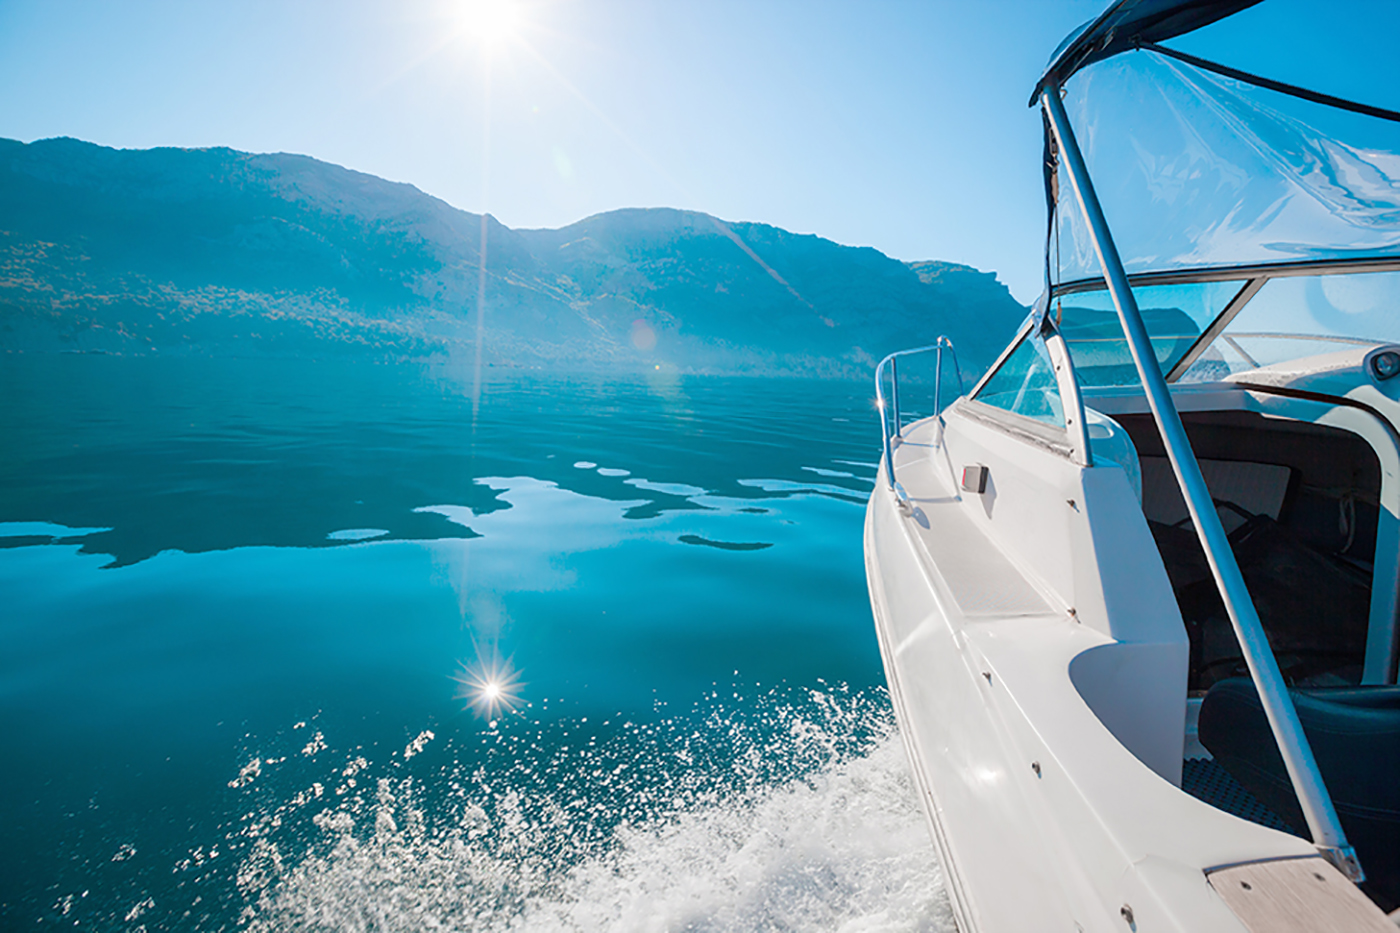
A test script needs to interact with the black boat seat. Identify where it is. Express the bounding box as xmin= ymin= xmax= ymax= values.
xmin=1198 ymin=677 xmax=1400 ymax=910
